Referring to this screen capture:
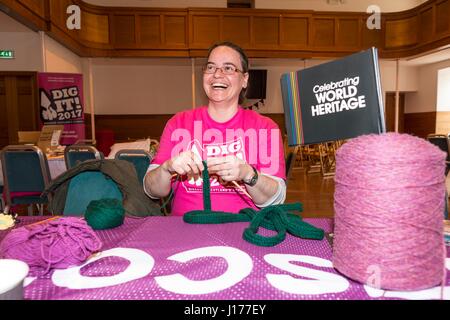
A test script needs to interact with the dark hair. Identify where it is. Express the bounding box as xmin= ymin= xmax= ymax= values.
xmin=206 ymin=41 xmax=249 ymax=105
